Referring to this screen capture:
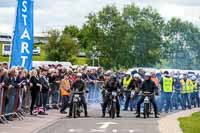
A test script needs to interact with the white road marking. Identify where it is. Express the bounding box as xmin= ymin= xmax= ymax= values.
xmin=96 ymin=122 xmax=118 ymax=129
xmin=68 ymin=129 xmax=82 ymax=132
xmin=89 ymin=129 xmax=105 ymax=132
xmin=69 ymin=129 xmax=75 ymax=132
xmin=112 ymin=129 xmax=117 ymax=132
xmin=129 ymin=130 xmax=134 ymax=133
